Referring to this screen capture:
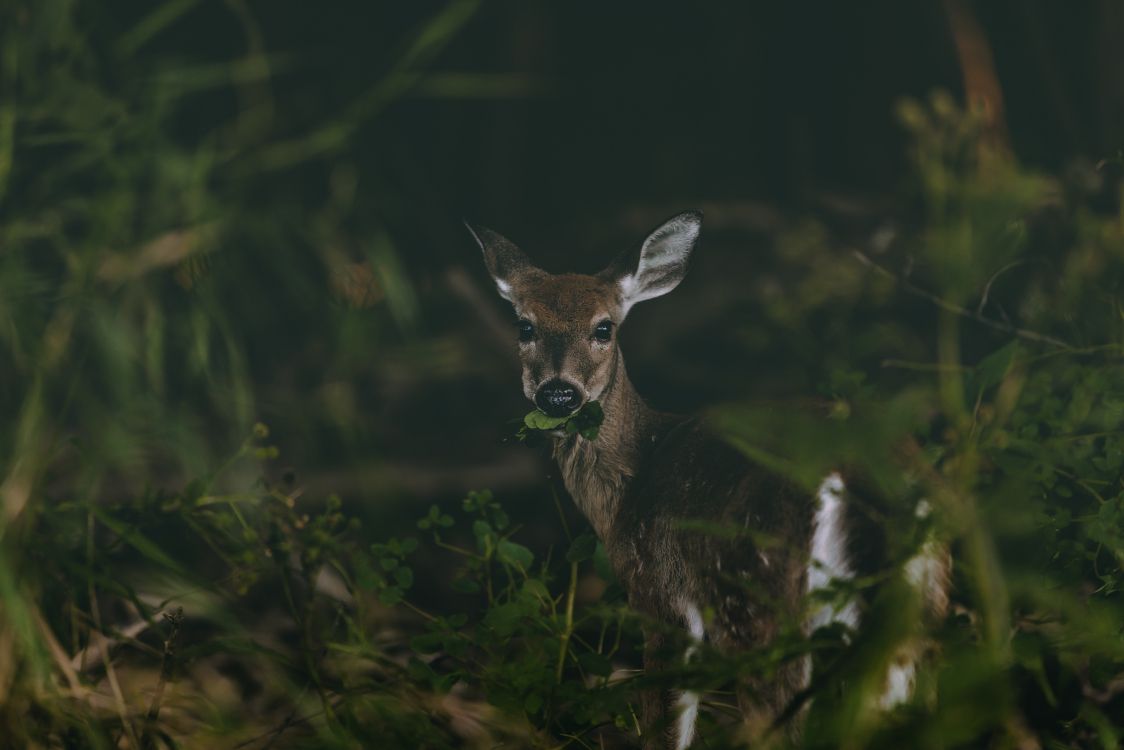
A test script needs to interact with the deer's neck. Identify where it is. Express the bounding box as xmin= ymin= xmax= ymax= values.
xmin=552 ymin=356 xmax=658 ymax=542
